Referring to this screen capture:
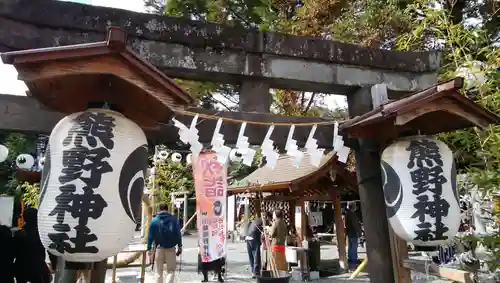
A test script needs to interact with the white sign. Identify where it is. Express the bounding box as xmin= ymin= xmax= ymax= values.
xmin=0 ymin=196 xmax=14 ymax=226
xmin=295 ymin=206 xmax=302 ymax=230
xmin=308 ymin=212 xmax=323 ymax=227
